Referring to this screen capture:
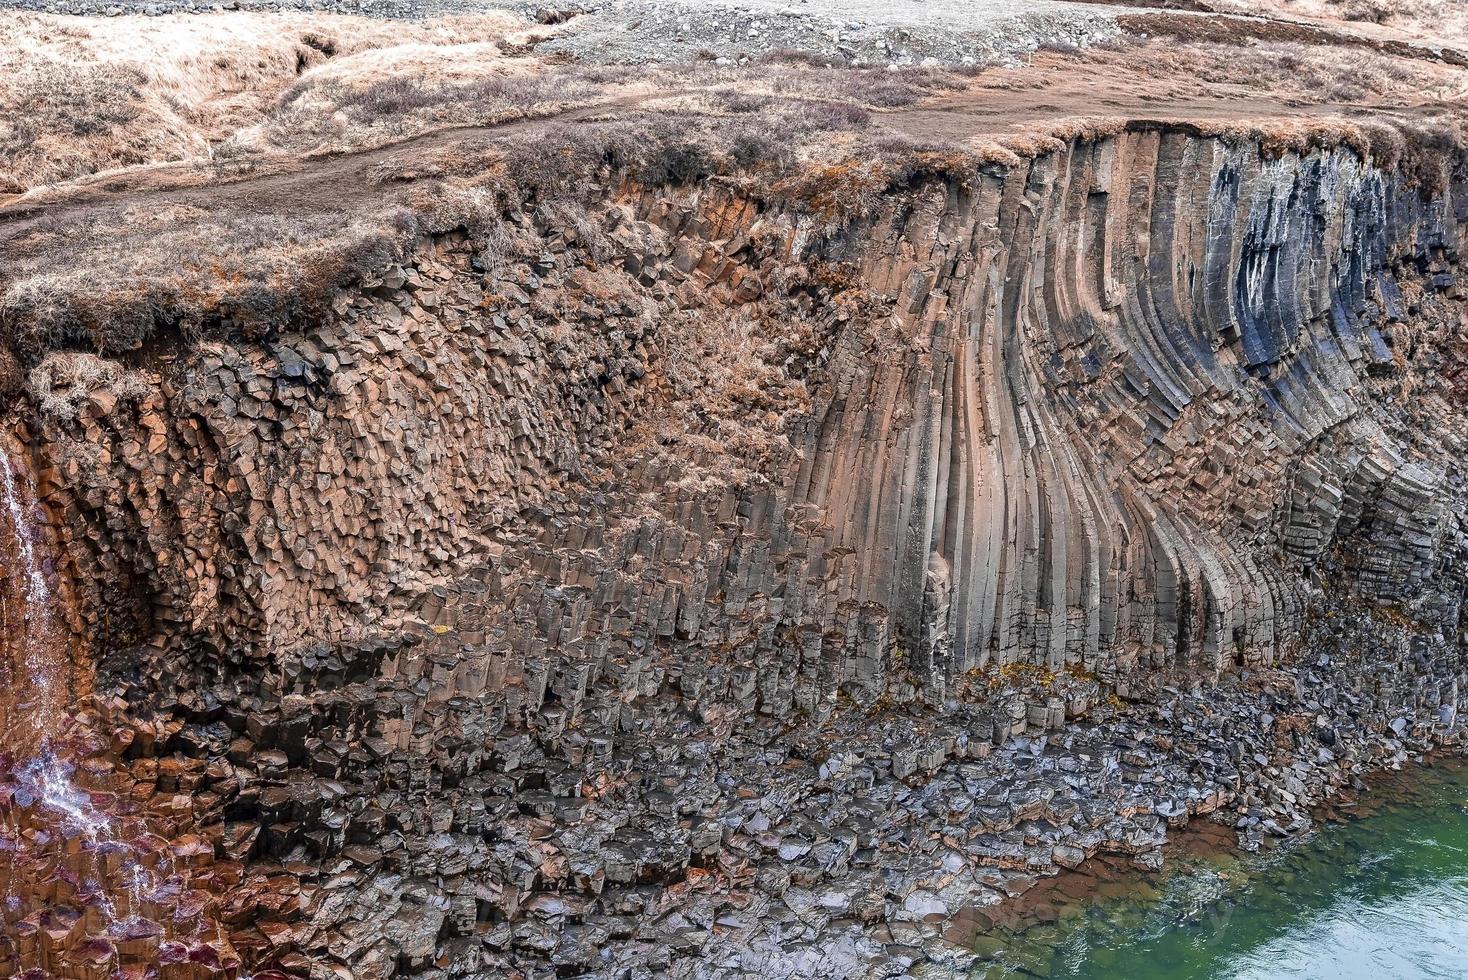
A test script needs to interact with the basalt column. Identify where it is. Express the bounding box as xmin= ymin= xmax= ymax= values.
xmin=21 ymin=130 xmax=1468 ymax=716
xmin=792 ymin=132 xmax=1466 ymax=690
